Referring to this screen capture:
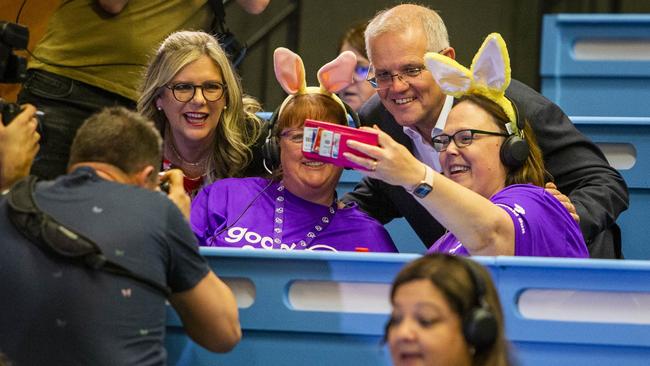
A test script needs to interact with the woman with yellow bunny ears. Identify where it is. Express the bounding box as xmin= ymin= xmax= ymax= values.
xmin=344 ymin=33 xmax=588 ymax=257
